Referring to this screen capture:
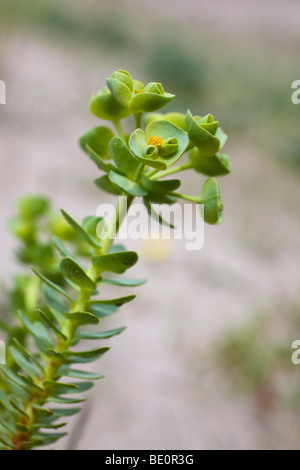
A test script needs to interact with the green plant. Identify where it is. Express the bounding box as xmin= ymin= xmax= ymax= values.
xmin=0 ymin=69 xmax=230 ymax=450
